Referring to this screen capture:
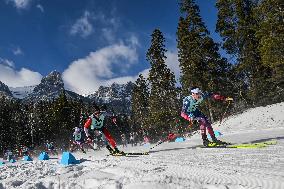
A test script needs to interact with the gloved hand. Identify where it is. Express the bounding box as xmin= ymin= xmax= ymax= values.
xmin=225 ymin=97 xmax=234 ymax=102
xmin=112 ymin=117 xmax=117 ymax=124
xmin=167 ymin=133 xmax=176 ymax=140
xmin=86 ymin=135 xmax=93 ymax=141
